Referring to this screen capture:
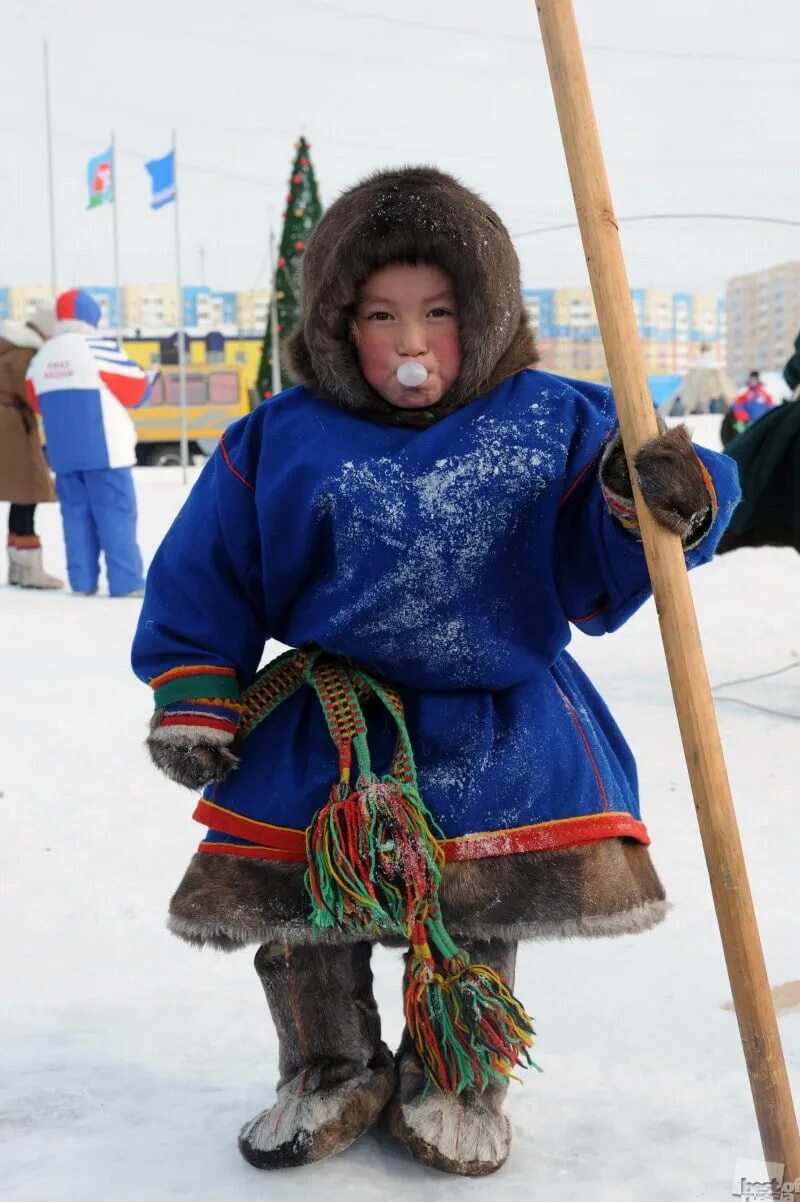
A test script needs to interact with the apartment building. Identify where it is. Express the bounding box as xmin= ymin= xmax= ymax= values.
xmin=524 ymin=287 xmax=725 ymax=383
xmin=236 ymin=290 xmax=271 ymax=335
xmin=1 ymin=286 xmax=60 ymax=323
xmin=0 ymin=284 xmax=278 ymax=337
xmin=726 ymin=261 xmax=800 ymax=381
